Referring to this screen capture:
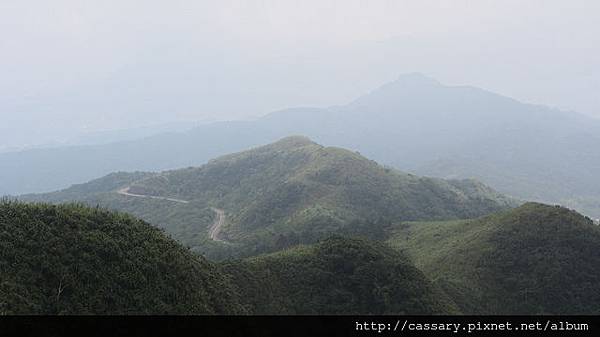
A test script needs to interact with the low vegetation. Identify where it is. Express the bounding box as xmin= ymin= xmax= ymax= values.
xmin=23 ymin=136 xmax=516 ymax=259
xmin=388 ymin=203 xmax=600 ymax=314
